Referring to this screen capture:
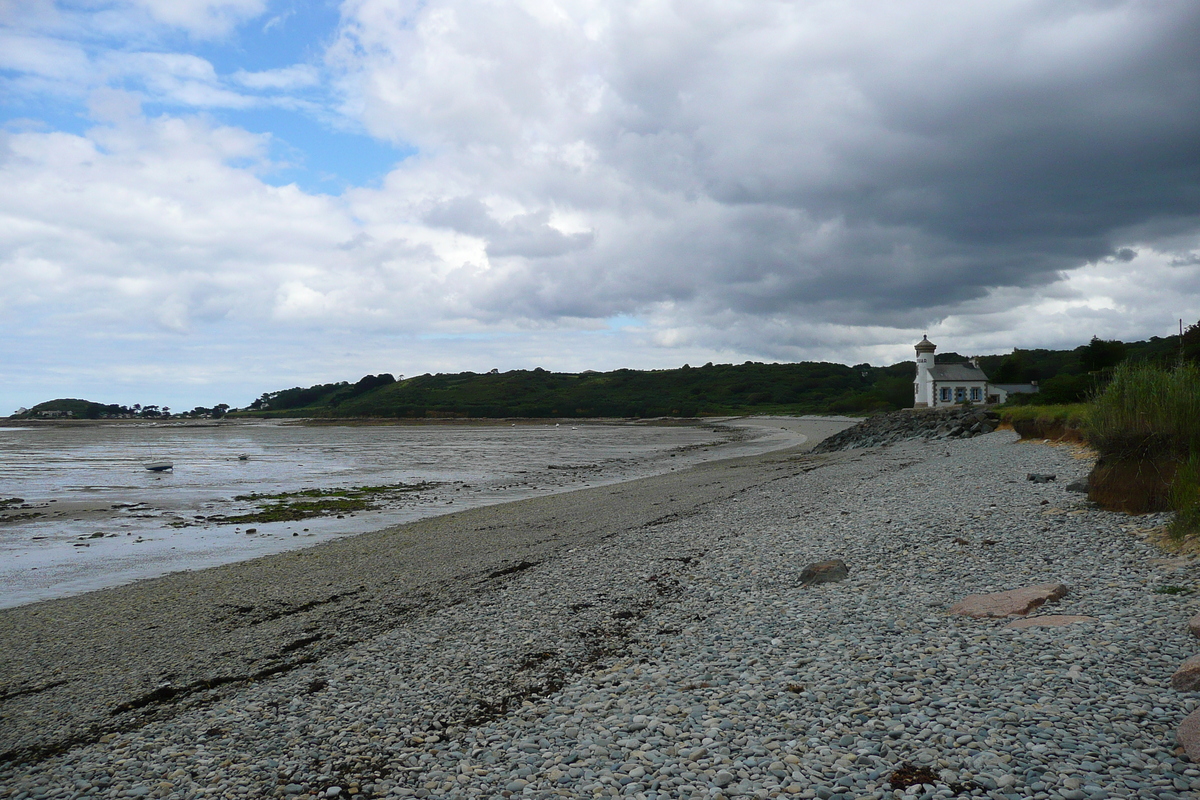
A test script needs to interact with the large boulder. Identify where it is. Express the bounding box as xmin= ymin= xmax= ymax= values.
xmin=800 ymin=559 xmax=849 ymax=586
xmin=1171 ymin=654 xmax=1200 ymax=692
xmin=949 ymin=583 xmax=1068 ymax=618
xmin=1189 ymin=613 xmax=1200 ymax=639
xmin=1179 ymin=708 xmax=1200 ymax=762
